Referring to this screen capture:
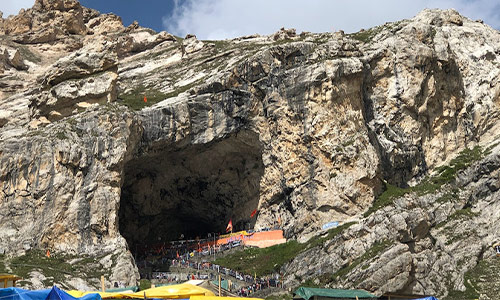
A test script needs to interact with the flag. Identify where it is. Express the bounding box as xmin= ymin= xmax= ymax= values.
xmin=143 ymin=96 xmax=147 ymax=103
xmin=226 ymin=219 xmax=233 ymax=232
xmin=250 ymin=209 xmax=257 ymax=218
